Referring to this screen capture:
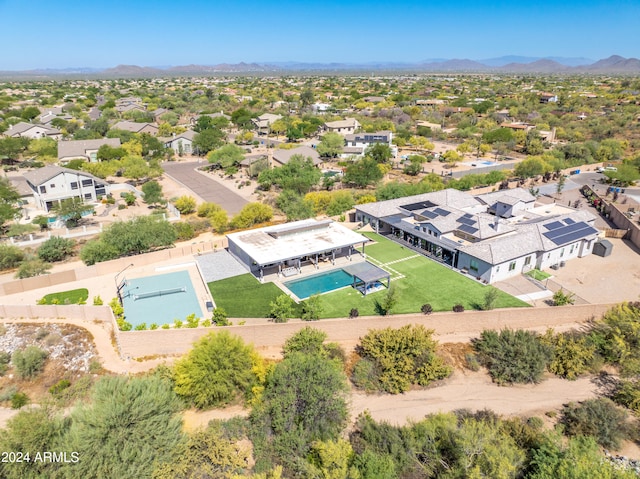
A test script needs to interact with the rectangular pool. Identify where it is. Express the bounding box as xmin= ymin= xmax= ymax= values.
xmin=121 ymin=270 xmax=203 ymax=328
xmin=284 ymin=269 xmax=353 ymax=299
